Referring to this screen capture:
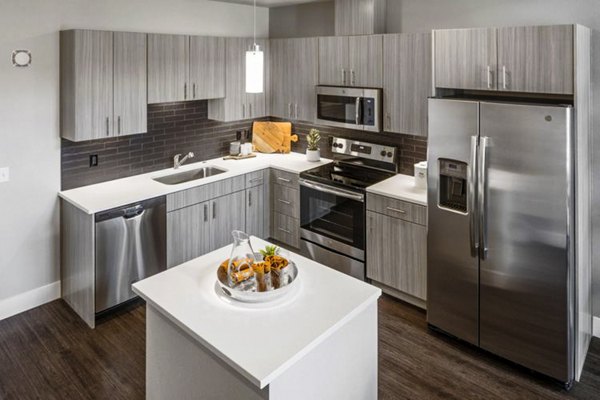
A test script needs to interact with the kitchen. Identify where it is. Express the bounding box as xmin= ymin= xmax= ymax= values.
xmin=1 ymin=0 xmax=600 ymax=398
